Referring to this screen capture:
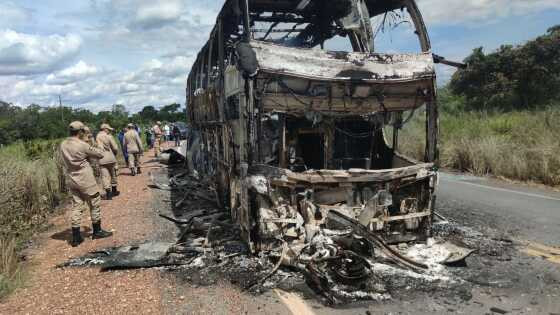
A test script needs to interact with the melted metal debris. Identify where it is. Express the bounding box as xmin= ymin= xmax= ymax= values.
xmin=61 ymin=173 xmax=507 ymax=305
xmin=58 ymin=242 xmax=183 ymax=270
